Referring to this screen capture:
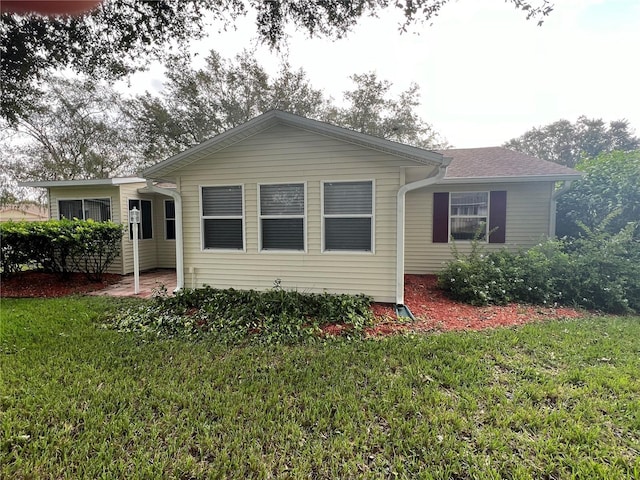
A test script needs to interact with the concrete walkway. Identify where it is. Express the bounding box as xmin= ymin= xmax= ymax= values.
xmin=89 ymin=269 xmax=177 ymax=298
